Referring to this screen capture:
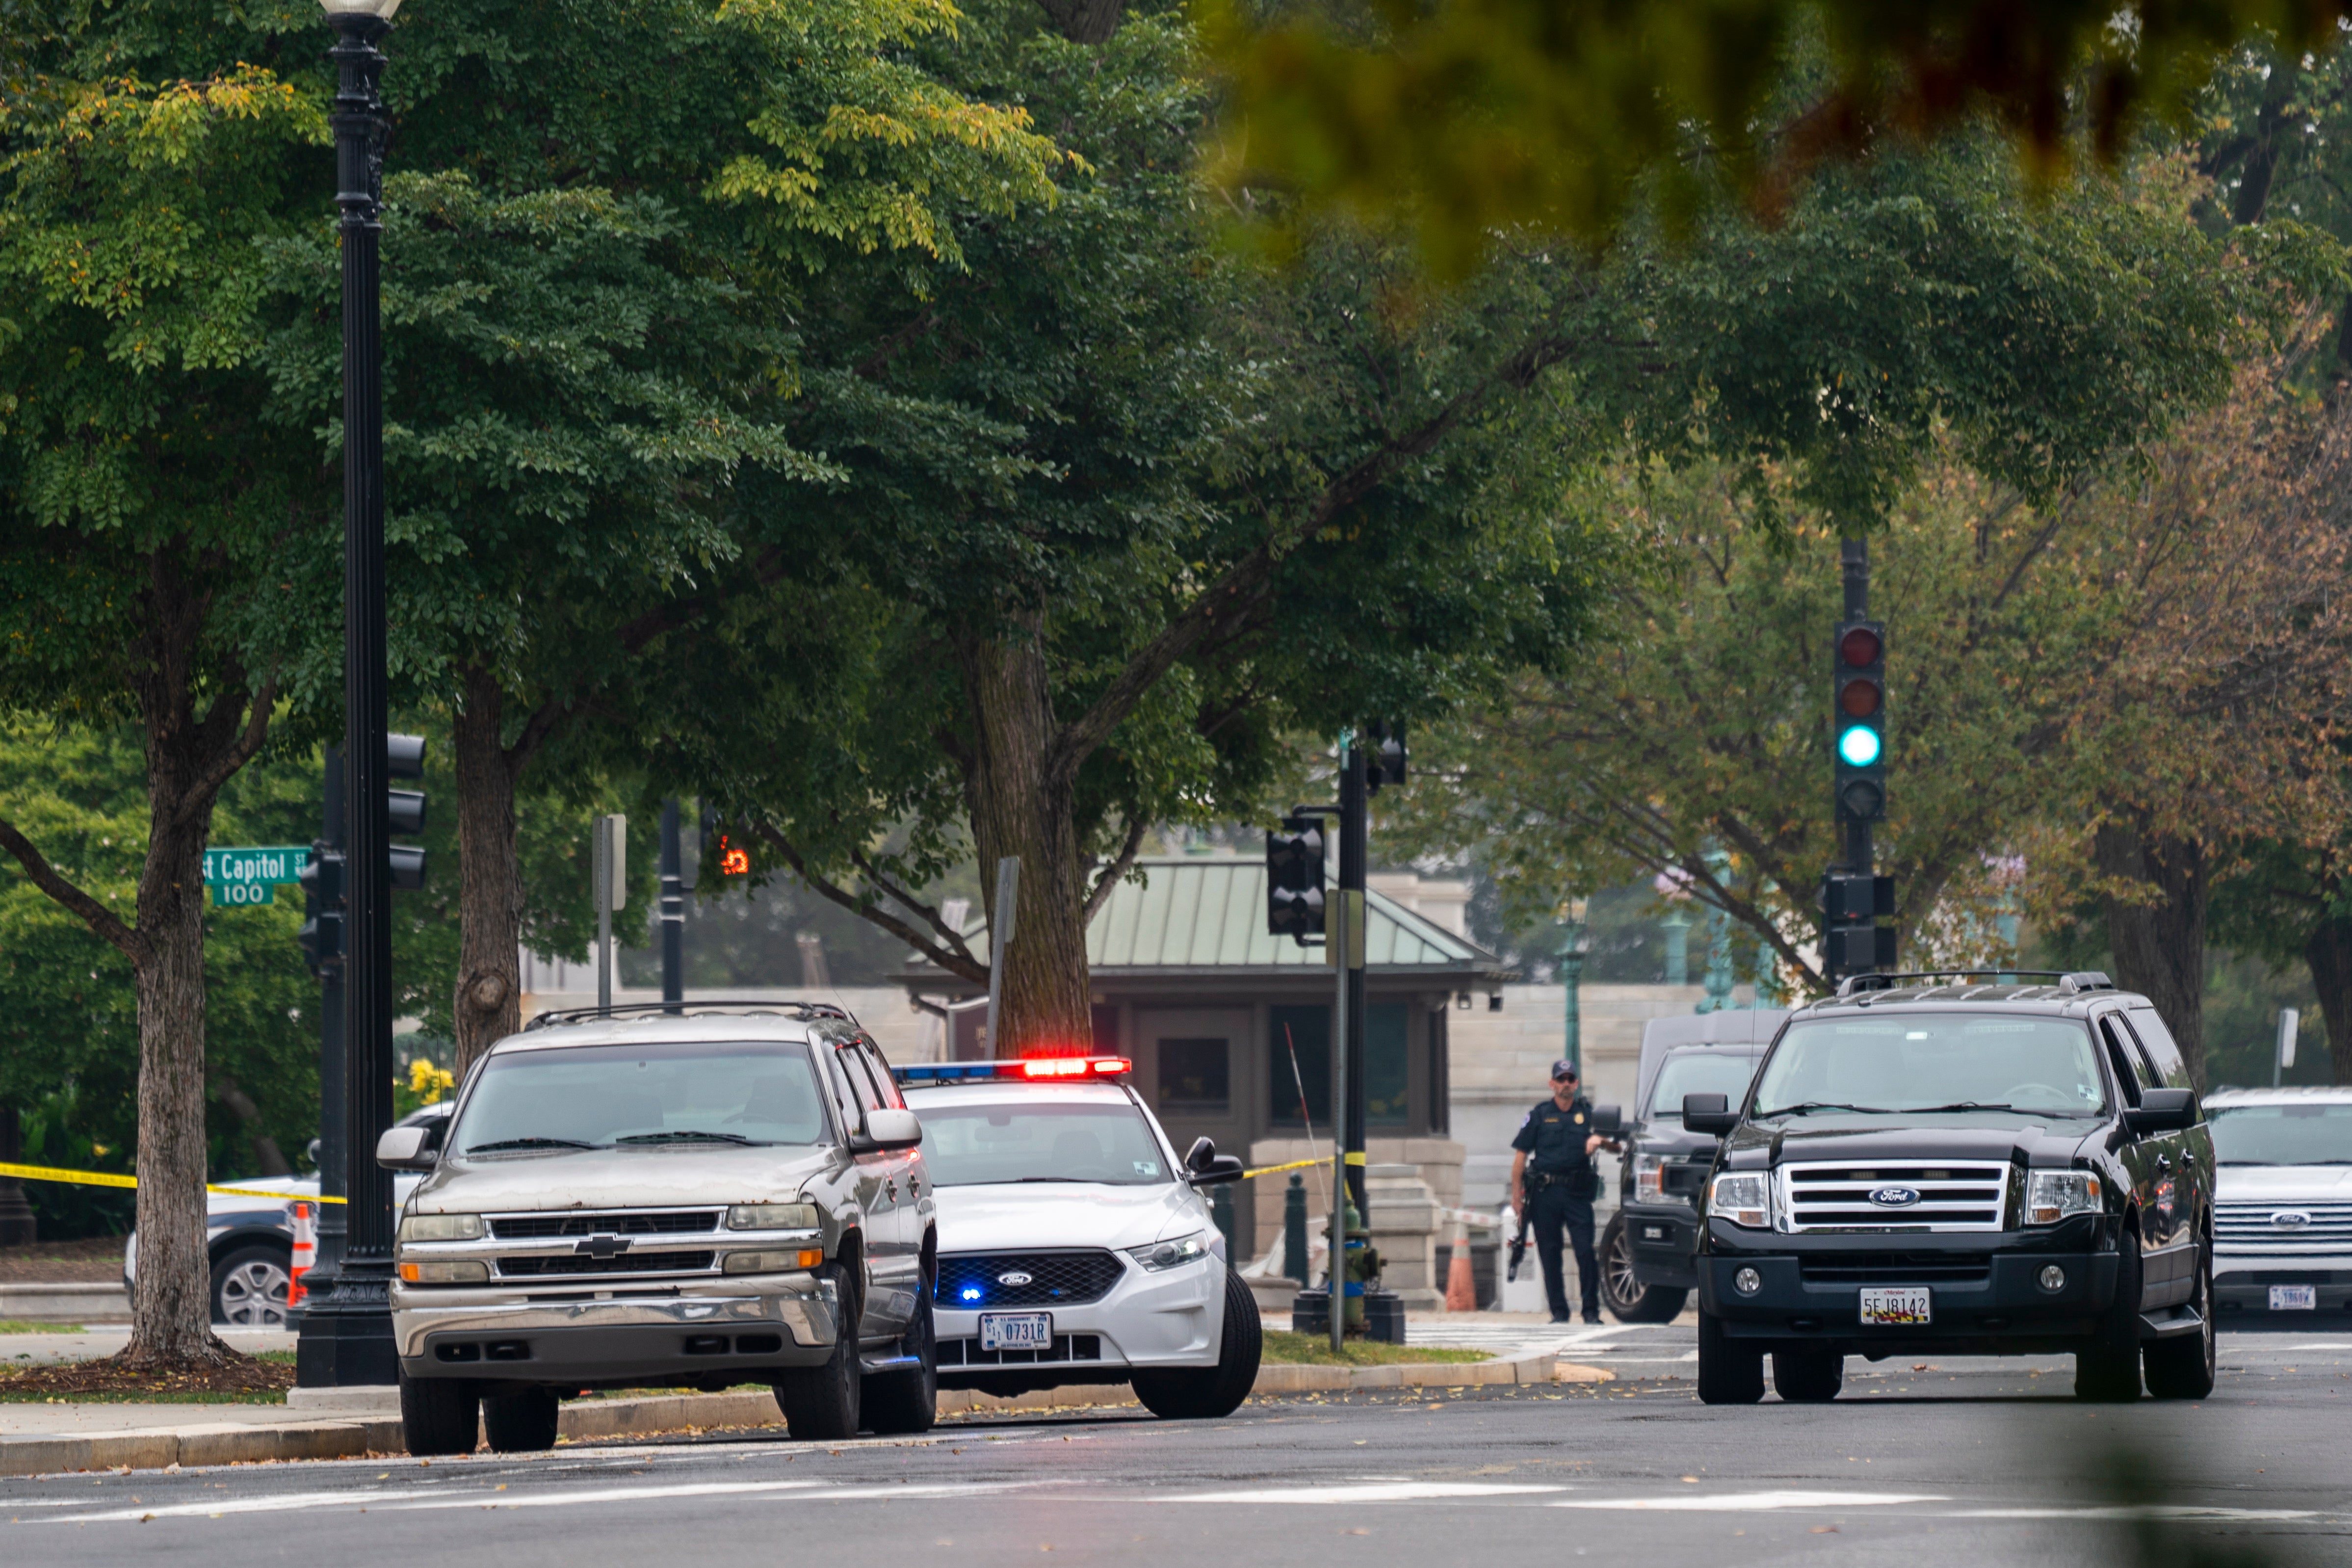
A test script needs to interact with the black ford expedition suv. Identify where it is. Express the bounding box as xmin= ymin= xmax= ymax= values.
xmin=1687 ymin=972 xmax=2215 ymax=1405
